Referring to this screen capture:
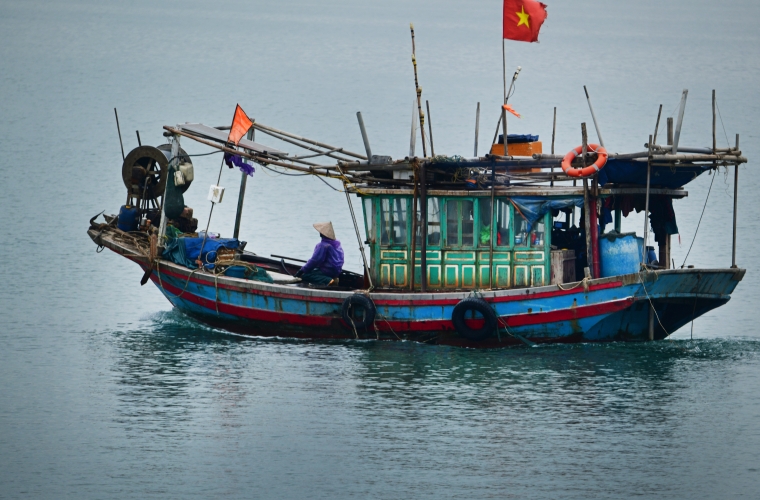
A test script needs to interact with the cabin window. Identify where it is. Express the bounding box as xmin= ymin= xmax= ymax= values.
xmin=380 ymin=197 xmax=408 ymax=246
xmin=445 ymin=199 xmax=474 ymax=248
xmin=363 ymin=198 xmax=374 ymax=242
xmin=427 ymin=197 xmax=441 ymax=246
xmin=515 ymin=212 xmax=546 ymax=248
xmin=477 ymin=198 xmax=510 ymax=247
